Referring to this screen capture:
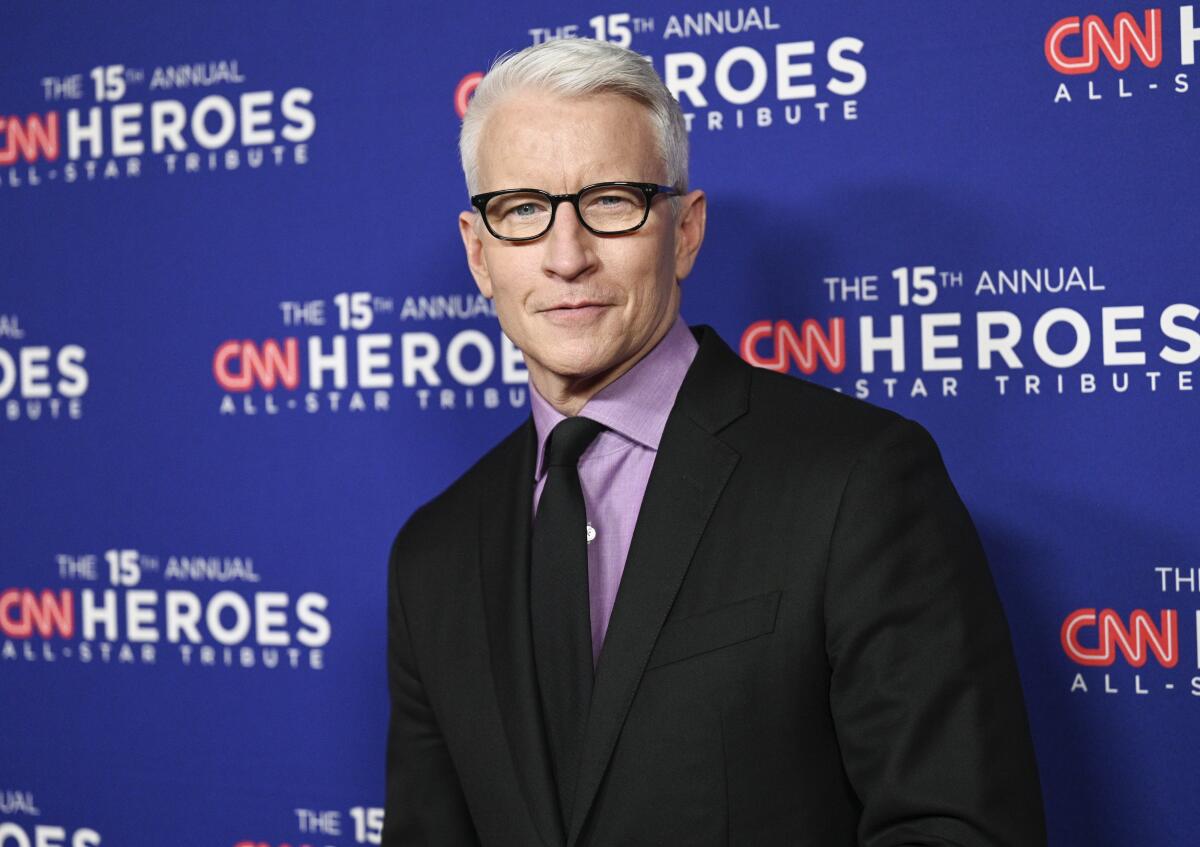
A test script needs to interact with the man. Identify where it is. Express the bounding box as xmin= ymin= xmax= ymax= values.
xmin=384 ymin=37 xmax=1045 ymax=846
